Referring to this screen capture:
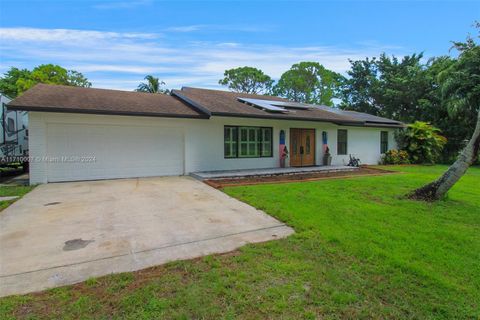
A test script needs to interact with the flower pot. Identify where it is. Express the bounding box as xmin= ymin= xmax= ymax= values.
xmin=323 ymin=154 xmax=332 ymax=166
